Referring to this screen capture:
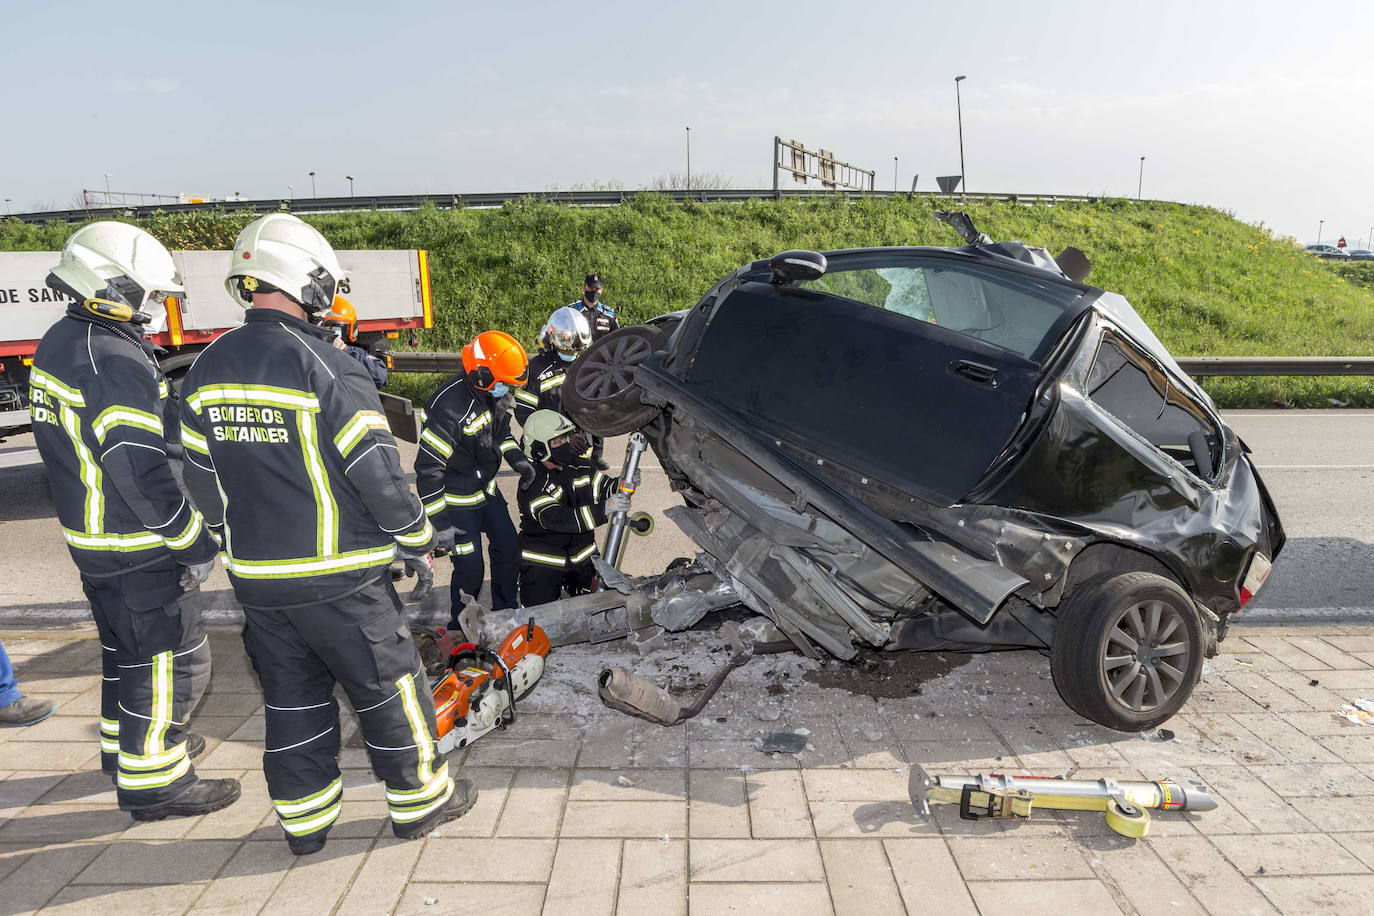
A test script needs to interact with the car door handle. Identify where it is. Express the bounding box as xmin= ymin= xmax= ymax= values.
xmin=954 ymin=359 xmax=999 ymax=386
